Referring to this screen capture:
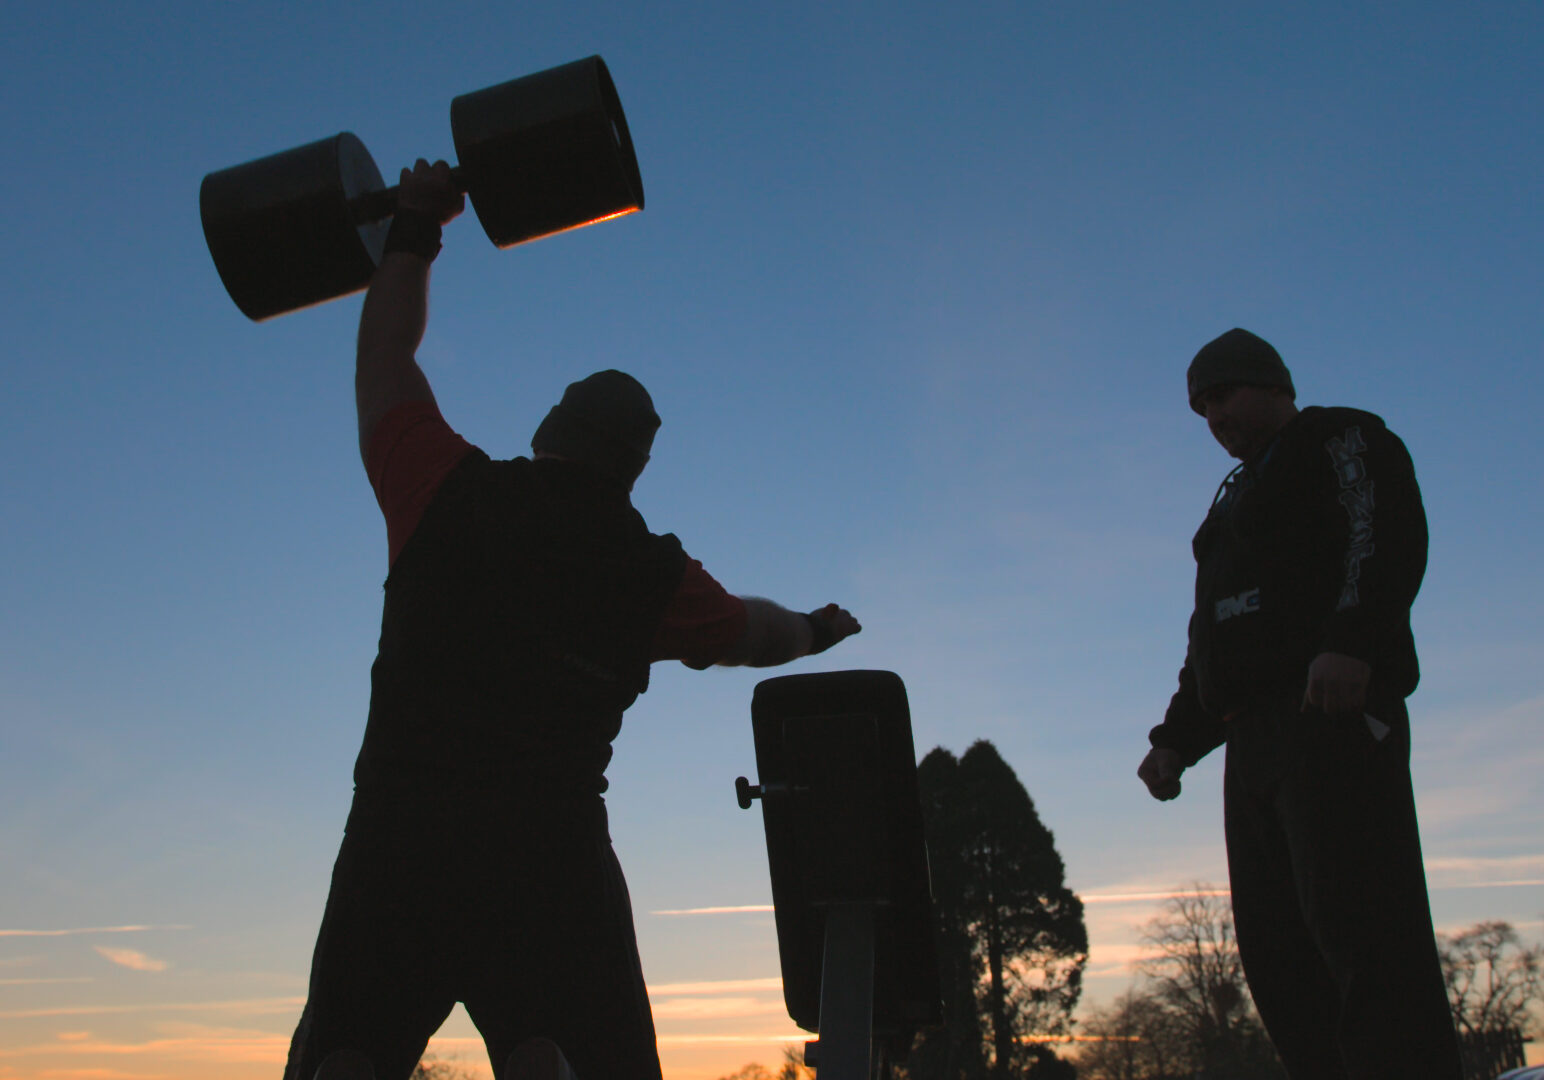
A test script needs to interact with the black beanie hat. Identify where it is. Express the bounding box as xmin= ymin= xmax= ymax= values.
xmin=531 ymin=370 xmax=659 ymax=490
xmin=1186 ymin=328 xmax=1296 ymax=415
